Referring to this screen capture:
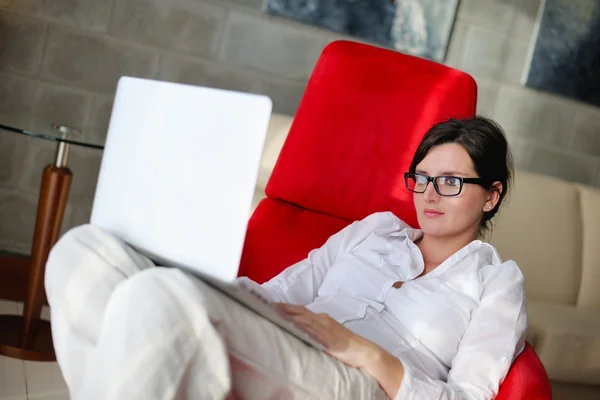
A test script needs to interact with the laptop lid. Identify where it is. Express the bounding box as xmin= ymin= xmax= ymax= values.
xmin=90 ymin=76 xmax=272 ymax=282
